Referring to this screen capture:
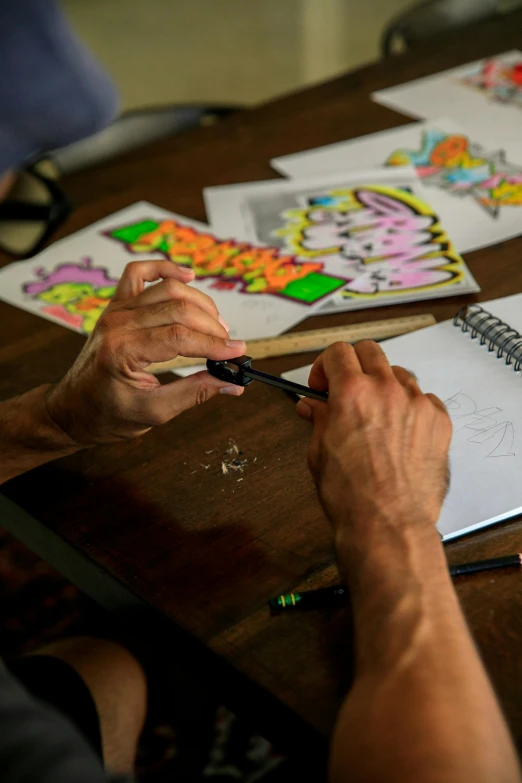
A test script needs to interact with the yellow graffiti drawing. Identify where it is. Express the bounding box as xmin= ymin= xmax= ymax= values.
xmin=273 ymin=185 xmax=465 ymax=299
